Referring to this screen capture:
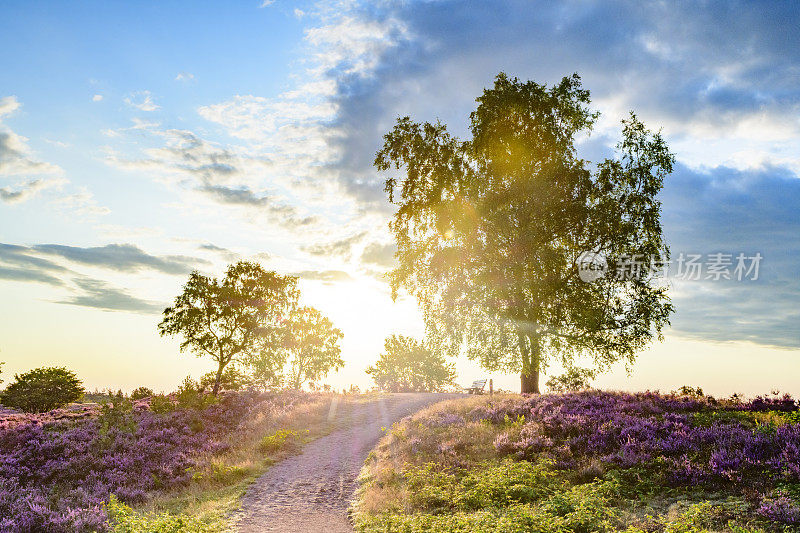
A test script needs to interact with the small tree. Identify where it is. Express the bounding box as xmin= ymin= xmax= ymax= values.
xmin=367 ymin=335 xmax=456 ymax=392
xmin=159 ymin=261 xmax=298 ymax=395
xmin=285 ymin=306 xmax=344 ymax=389
xmin=0 ymin=367 xmax=84 ymax=413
